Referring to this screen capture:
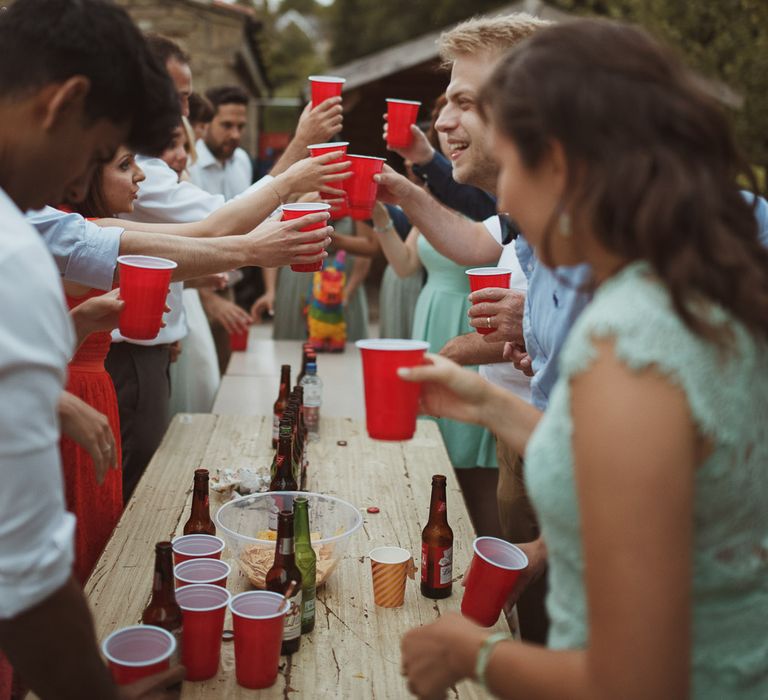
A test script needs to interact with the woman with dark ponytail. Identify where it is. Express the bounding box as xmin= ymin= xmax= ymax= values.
xmin=400 ymin=18 xmax=768 ymax=700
